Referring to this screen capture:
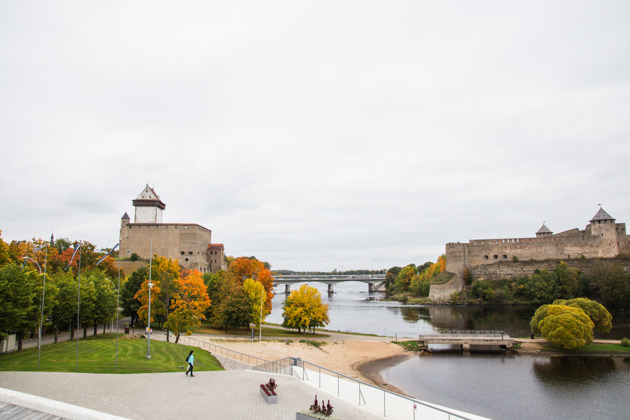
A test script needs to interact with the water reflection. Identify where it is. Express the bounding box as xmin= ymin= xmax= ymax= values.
xmin=532 ymin=356 xmax=619 ymax=383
